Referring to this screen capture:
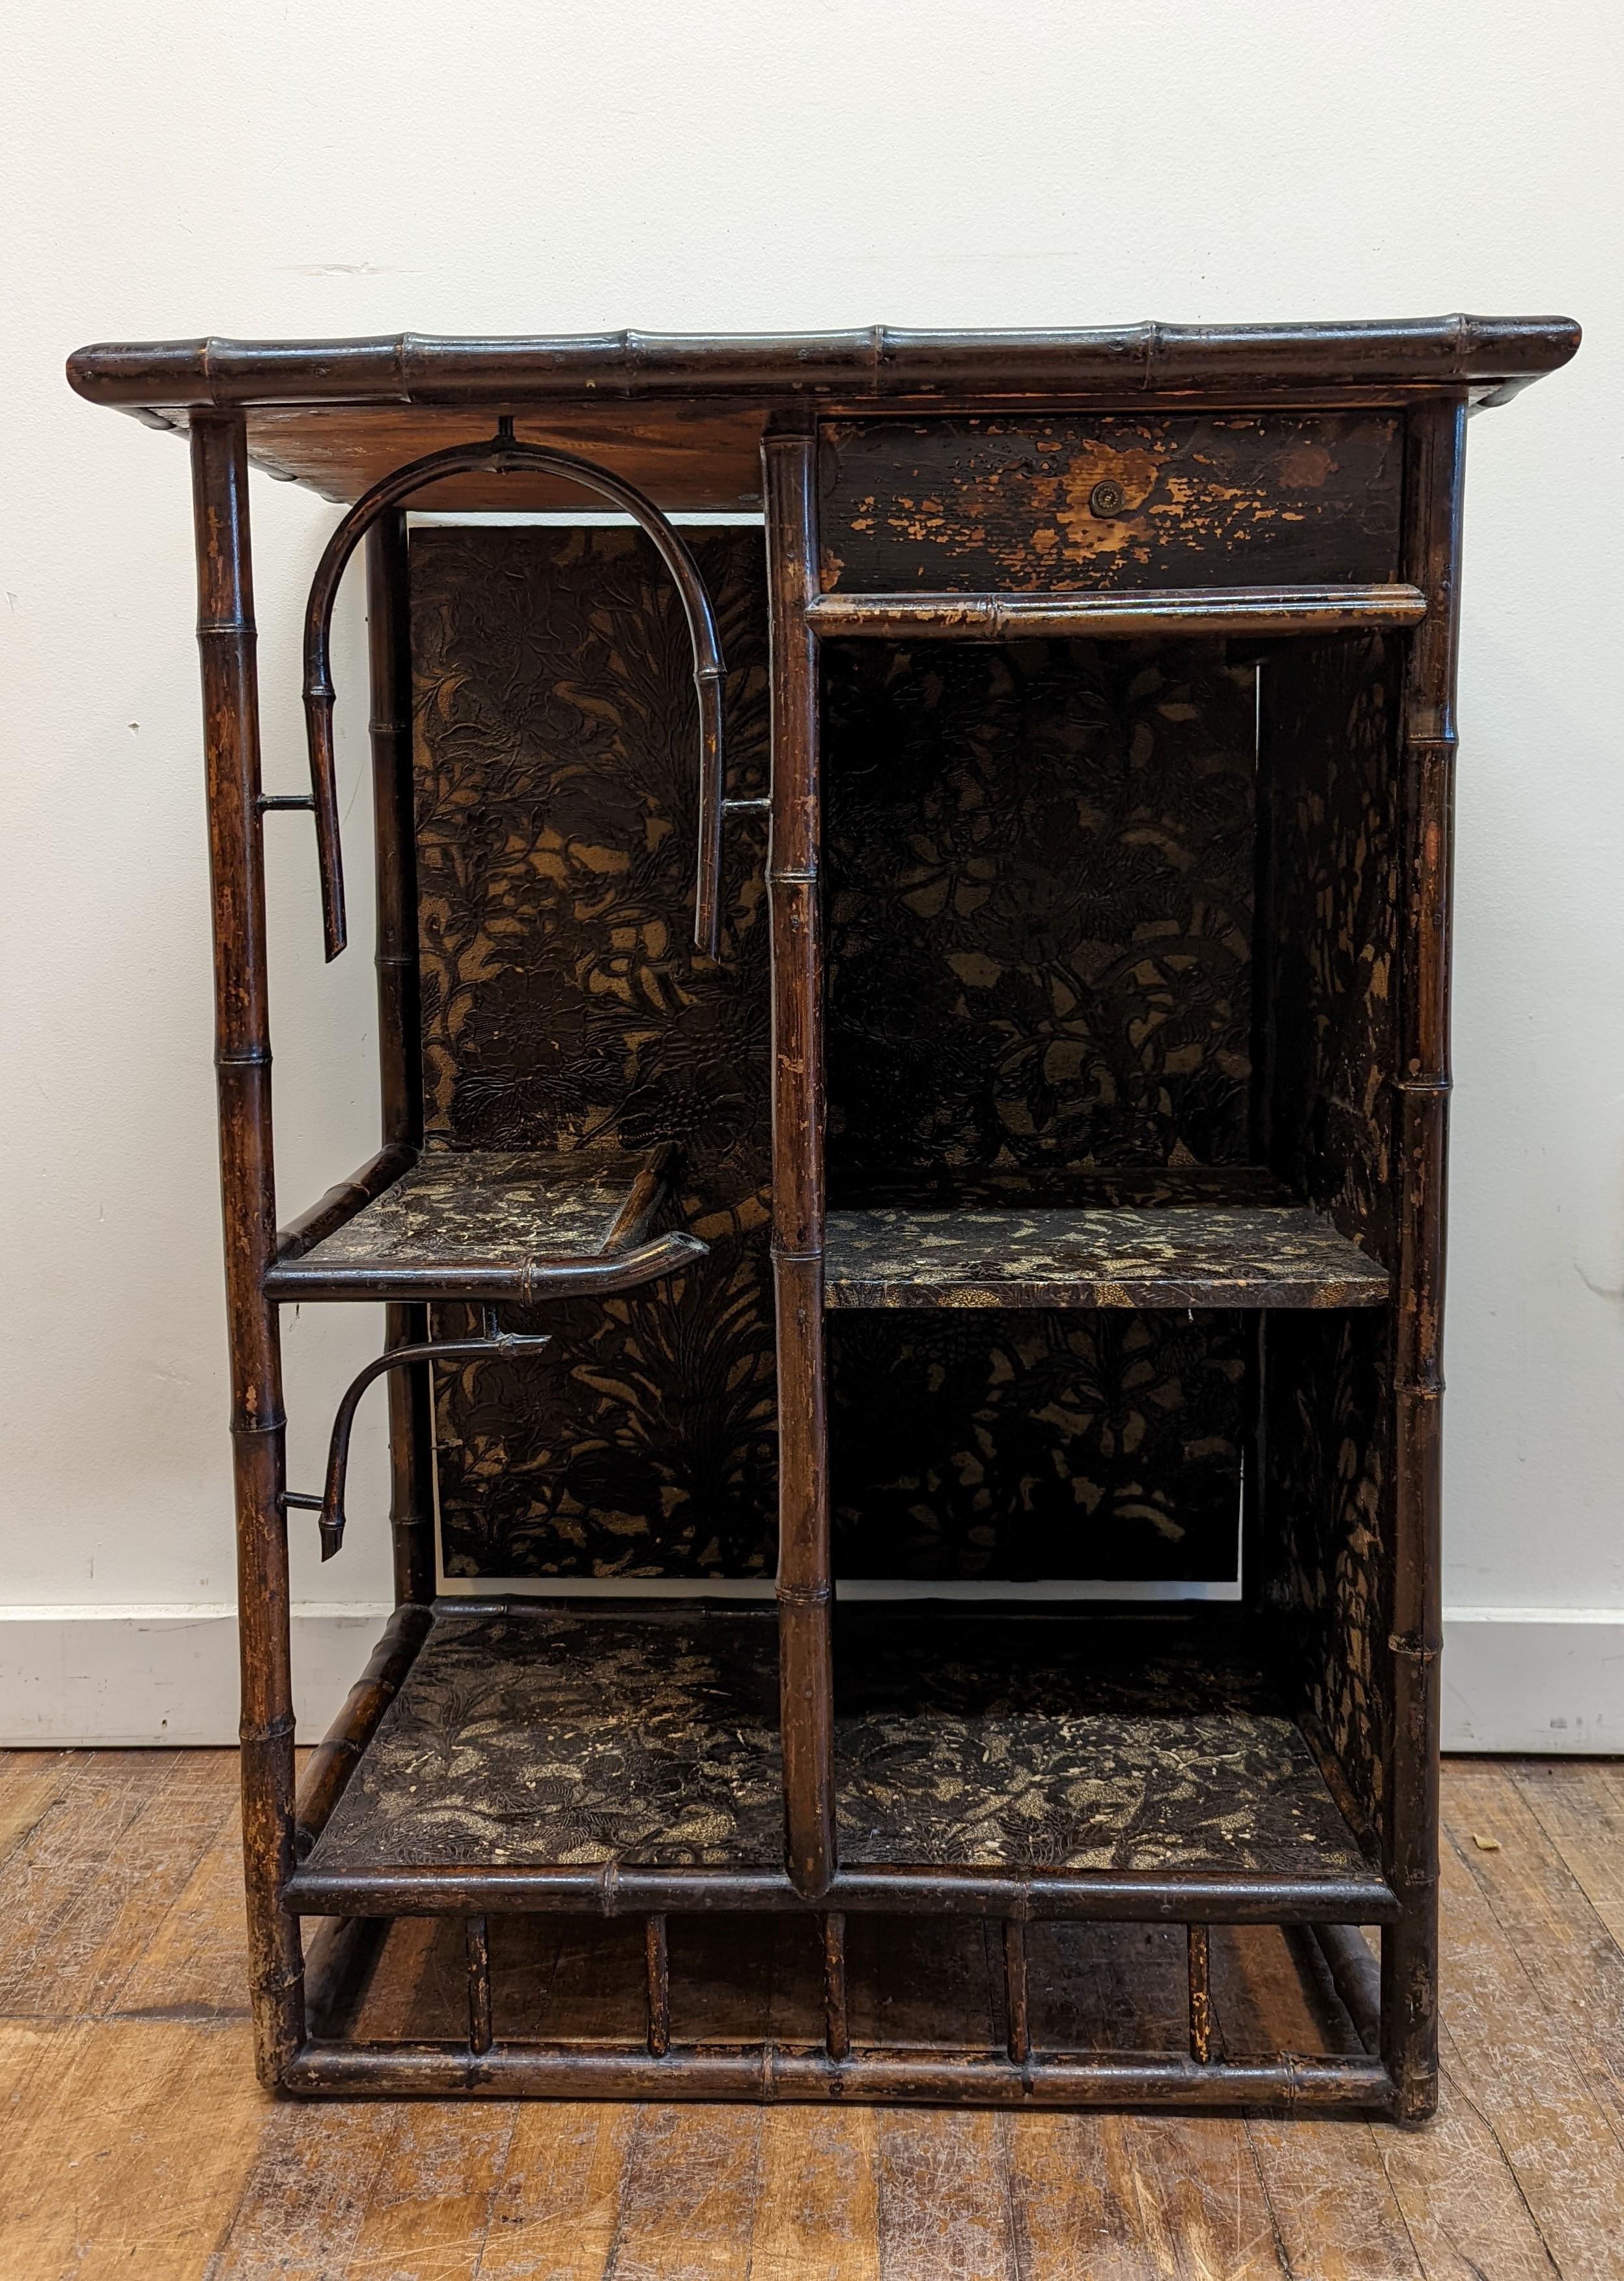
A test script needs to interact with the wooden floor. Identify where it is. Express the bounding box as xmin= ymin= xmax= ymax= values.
xmin=2 ymin=1752 xmax=1623 ymax=2278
